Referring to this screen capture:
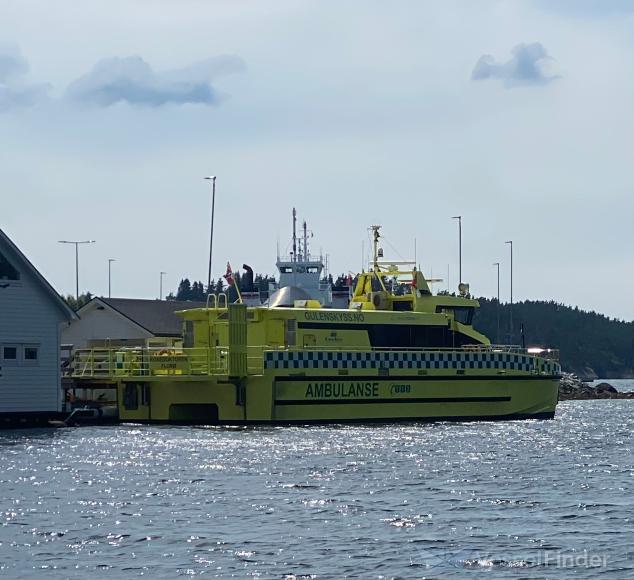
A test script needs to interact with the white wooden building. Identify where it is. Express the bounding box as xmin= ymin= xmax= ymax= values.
xmin=62 ymin=297 xmax=206 ymax=348
xmin=0 ymin=229 xmax=77 ymax=424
